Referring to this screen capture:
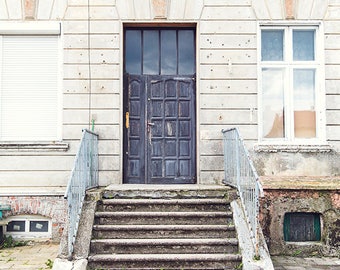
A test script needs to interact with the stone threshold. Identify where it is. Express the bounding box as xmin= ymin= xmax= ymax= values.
xmin=105 ymin=184 xmax=231 ymax=191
